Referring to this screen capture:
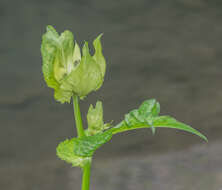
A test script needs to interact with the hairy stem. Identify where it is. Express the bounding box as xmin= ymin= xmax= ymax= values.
xmin=81 ymin=161 xmax=92 ymax=190
xmin=72 ymin=95 xmax=85 ymax=137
